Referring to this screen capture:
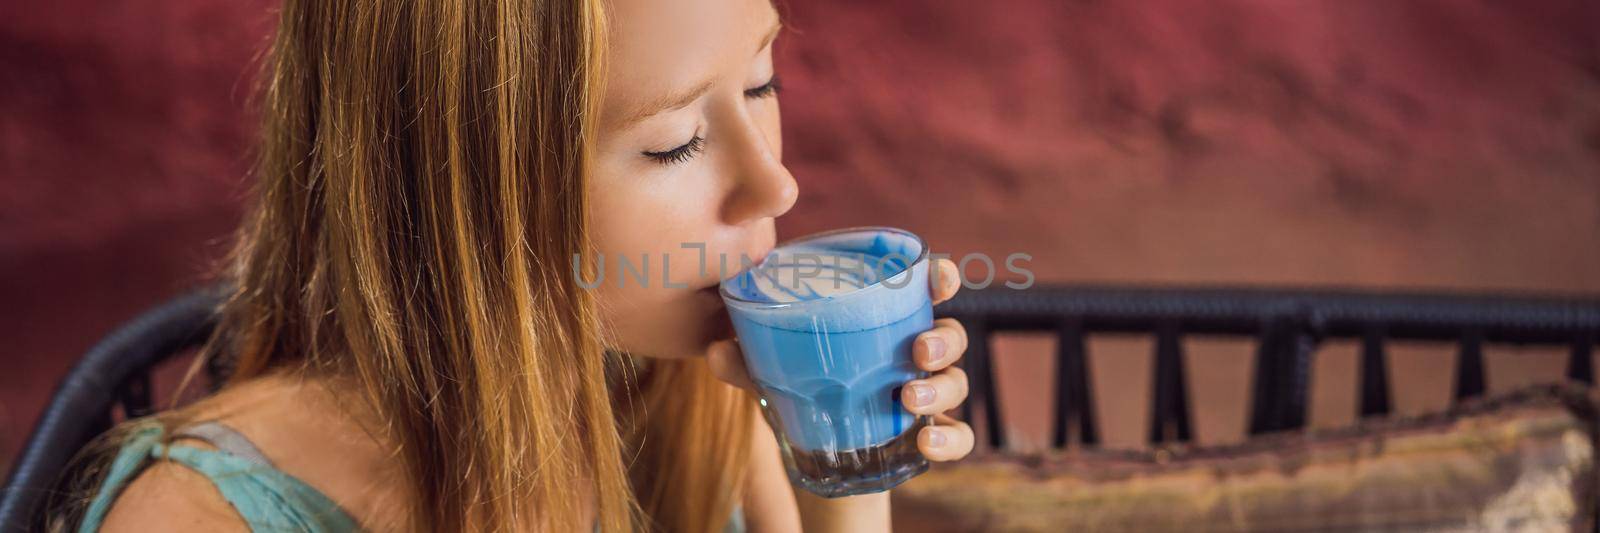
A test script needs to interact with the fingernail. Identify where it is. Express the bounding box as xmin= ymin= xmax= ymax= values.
xmin=909 ymin=383 xmax=936 ymax=407
xmin=921 ymin=336 xmax=947 ymax=365
xmin=926 ymin=428 xmax=948 ymax=448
